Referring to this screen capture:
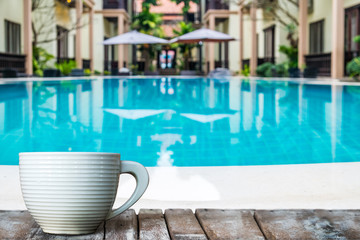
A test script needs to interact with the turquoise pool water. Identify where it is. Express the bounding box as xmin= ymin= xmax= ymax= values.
xmin=0 ymin=77 xmax=359 ymax=166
